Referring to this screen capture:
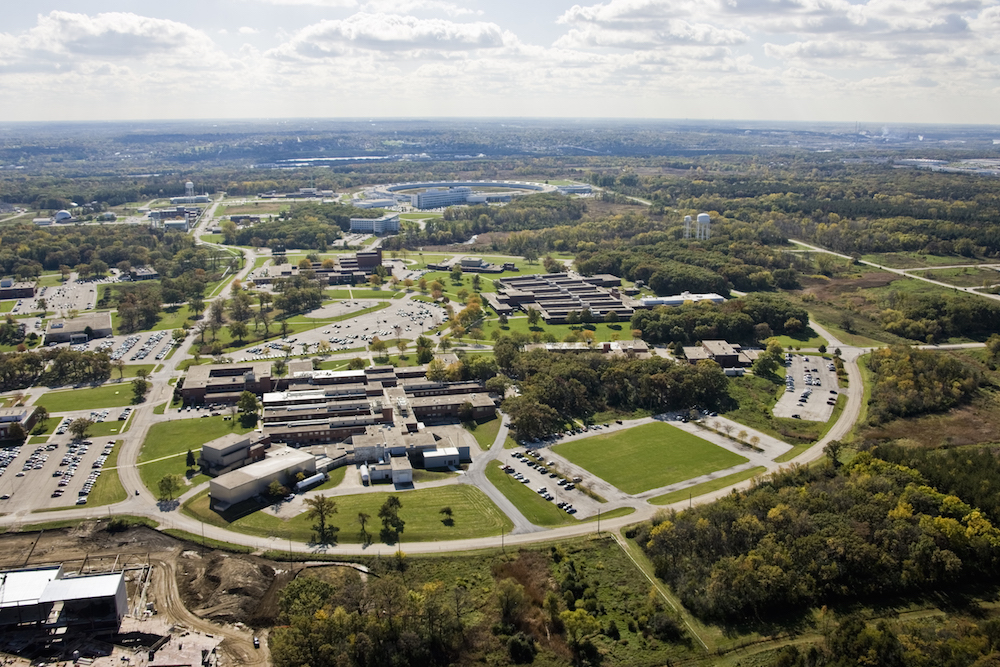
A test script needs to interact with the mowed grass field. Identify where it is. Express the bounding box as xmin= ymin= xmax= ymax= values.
xmin=138 ymin=417 xmax=253 ymax=493
xmin=553 ymin=422 xmax=749 ymax=494
xmin=38 ymin=384 xmax=135 ymax=412
xmin=183 ymin=485 xmax=513 ymax=543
